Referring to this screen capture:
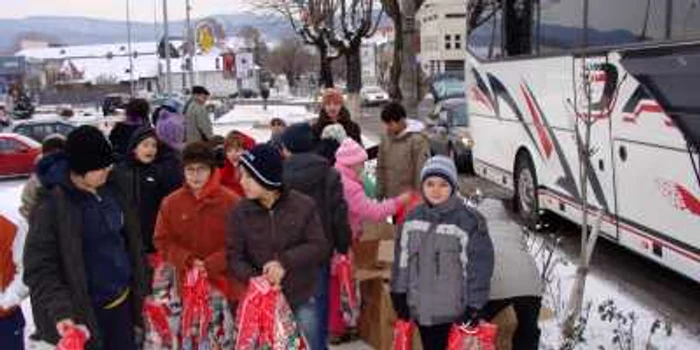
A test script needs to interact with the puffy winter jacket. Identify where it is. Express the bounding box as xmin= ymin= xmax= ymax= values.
xmin=183 ymin=99 xmax=213 ymax=143
xmin=391 ymin=195 xmax=494 ymax=326
xmin=110 ymin=128 xmax=177 ymax=253
xmin=283 ymin=153 xmax=351 ymax=255
xmin=0 ymin=207 xmax=29 ymax=314
xmin=227 ymin=189 xmax=328 ymax=306
xmin=154 ymin=171 xmax=244 ymax=302
xmin=335 ymin=162 xmax=399 ymax=240
xmin=23 ymin=155 xmax=146 ymax=349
